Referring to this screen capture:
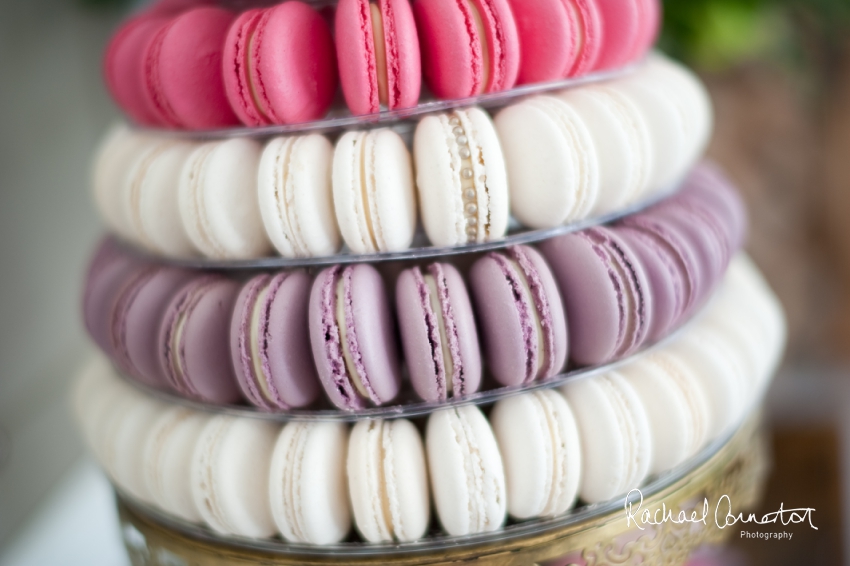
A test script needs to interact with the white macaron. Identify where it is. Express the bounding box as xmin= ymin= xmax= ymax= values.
xmin=347 ymin=419 xmax=430 ymax=542
xmin=259 ymin=135 xmax=340 ymax=258
xmin=426 ymin=405 xmax=506 ymax=537
xmin=414 ymin=107 xmax=509 ymax=247
xmin=268 ymin=421 xmax=351 ymax=545
xmin=490 ymin=390 xmax=582 ymax=520
xmin=333 ymin=128 xmax=416 ymax=254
